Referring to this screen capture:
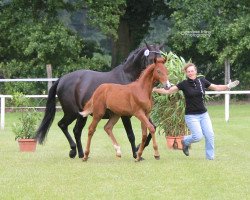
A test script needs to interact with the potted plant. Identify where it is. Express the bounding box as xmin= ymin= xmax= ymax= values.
xmin=151 ymin=52 xmax=189 ymax=150
xmin=12 ymin=92 xmax=39 ymax=152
